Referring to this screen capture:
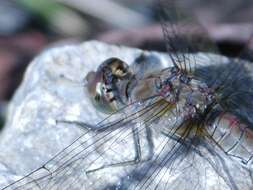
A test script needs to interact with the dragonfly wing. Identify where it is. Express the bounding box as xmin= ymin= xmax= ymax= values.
xmin=158 ymin=0 xmax=220 ymax=72
xmin=117 ymin=116 xmax=252 ymax=190
xmin=2 ymin=96 xmax=174 ymax=190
